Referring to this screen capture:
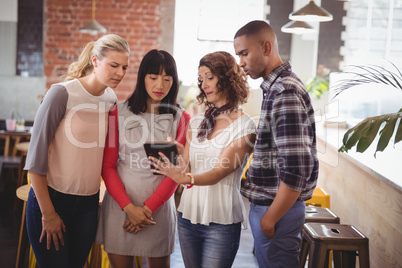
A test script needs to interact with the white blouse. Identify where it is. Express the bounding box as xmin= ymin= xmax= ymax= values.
xmin=177 ymin=113 xmax=257 ymax=226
